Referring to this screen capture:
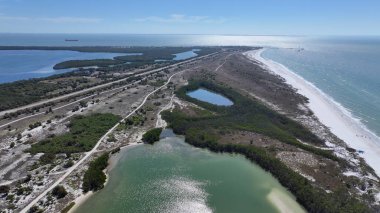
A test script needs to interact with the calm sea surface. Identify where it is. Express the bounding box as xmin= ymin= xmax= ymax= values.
xmin=261 ymin=37 xmax=380 ymax=138
xmin=0 ymin=50 xmax=125 ymax=83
